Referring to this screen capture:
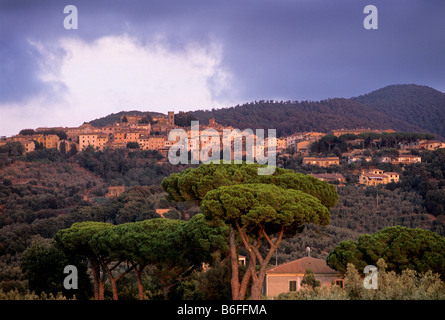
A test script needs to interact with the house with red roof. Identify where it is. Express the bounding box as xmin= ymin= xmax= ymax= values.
xmin=264 ymin=256 xmax=343 ymax=297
